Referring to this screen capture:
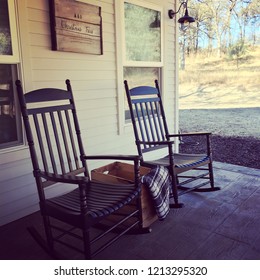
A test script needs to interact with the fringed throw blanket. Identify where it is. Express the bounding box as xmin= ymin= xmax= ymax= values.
xmin=141 ymin=166 xmax=172 ymax=220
